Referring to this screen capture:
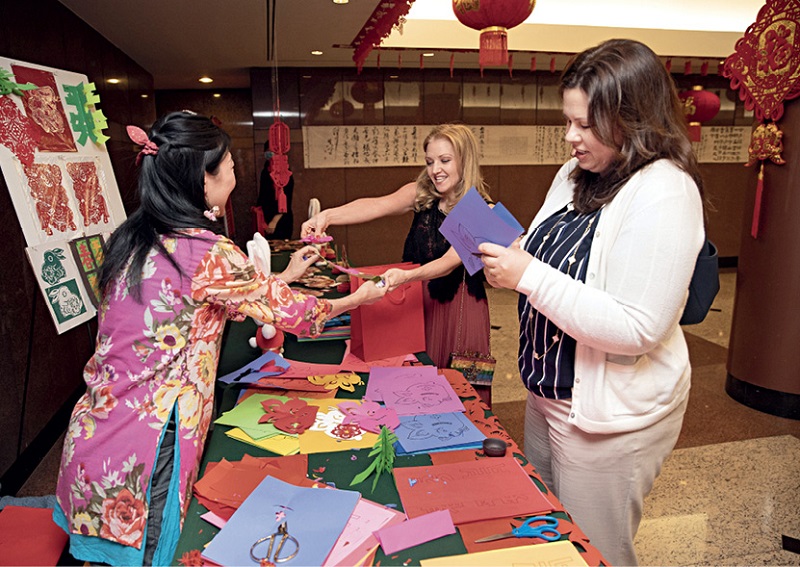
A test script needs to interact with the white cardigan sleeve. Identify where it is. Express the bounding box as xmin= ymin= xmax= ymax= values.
xmin=515 ymin=160 xmax=705 ymax=356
